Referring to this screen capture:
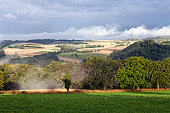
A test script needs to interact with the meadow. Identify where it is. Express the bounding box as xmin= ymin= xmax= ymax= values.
xmin=0 ymin=90 xmax=169 ymax=113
